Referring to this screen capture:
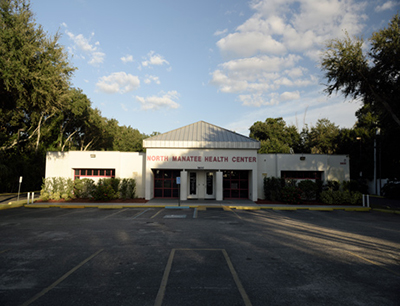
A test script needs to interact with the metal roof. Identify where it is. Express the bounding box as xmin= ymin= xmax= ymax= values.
xmin=143 ymin=121 xmax=260 ymax=149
